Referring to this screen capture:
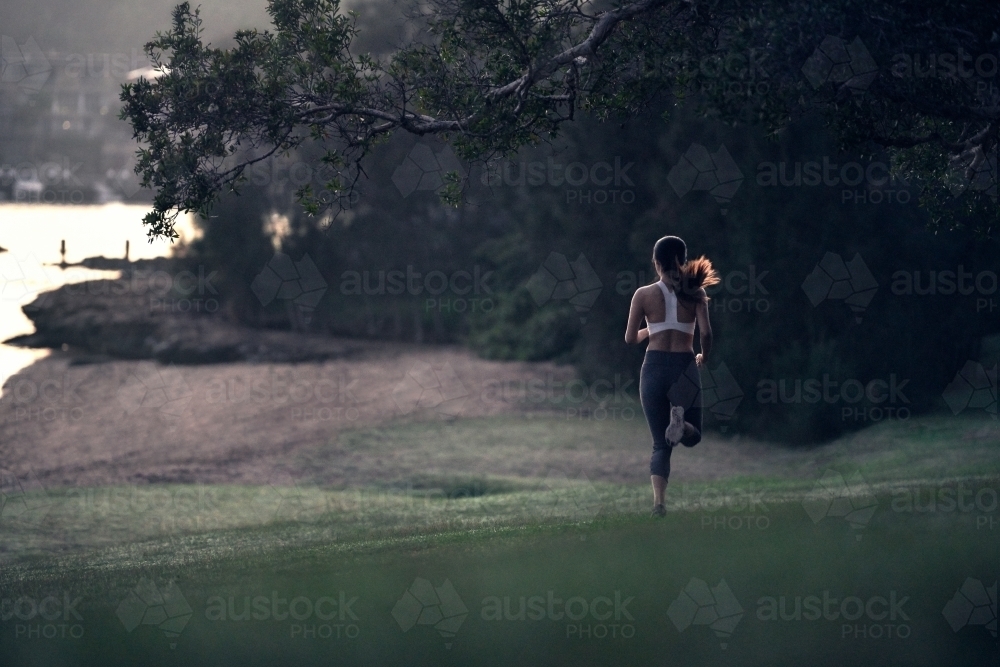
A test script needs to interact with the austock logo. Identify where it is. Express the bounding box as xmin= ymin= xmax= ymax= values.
xmin=480 ymin=155 xmax=637 ymax=205
xmin=0 ymin=35 xmax=52 ymax=94
xmin=889 ymin=479 xmax=1000 ymax=530
xmin=392 ymin=361 xmax=470 ymax=417
xmin=757 ymin=373 xmax=911 ymax=424
xmin=1 ymin=591 xmax=85 ymax=640
xmin=526 ymin=252 xmax=603 ymax=324
xmin=755 ymin=156 xmax=913 ymax=205
xmin=942 ymin=578 xmax=997 ymax=638
xmin=801 ymin=252 xmax=878 ymax=323
xmin=251 ymin=470 xmax=327 ymax=525
xmin=204 ymin=590 xmax=360 ymax=640
xmin=890 ymin=265 xmax=998 ymax=313
xmin=667 ymin=578 xmax=743 ymax=649
xmin=392 ymin=143 xmax=466 ymax=198
xmin=0 ymin=252 xmax=60 ymax=303
xmin=667 ymin=144 xmax=743 ymax=214
xmin=757 ymin=590 xmax=912 ymax=639
xmin=891 ymin=49 xmax=1000 ymax=82
xmin=663 ymin=359 xmax=744 ymax=429
xmin=942 ymin=361 xmax=998 ymax=418
xmin=392 ymin=578 xmax=468 ymax=649
xmin=105 ymin=160 xmax=142 ymax=199
xmin=801 ymin=469 xmax=878 ymax=540
xmin=0 ymin=468 xmax=54 ymax=527
xmin=116 ymin=578 xmax=193 ymax=649
xmin=251 ymin=253 xmax=328 ymax=328
xmin=801 ymin=36 xmax=878 ymax=92
xmin=479 ymin=589 xmax=636 ymax=640
xmin=536 ymin=470 xmax=602 ymax=522
xmin=673 ymin=481 xmax=771 ymax=532
xmin=699 ymin=362 xmax=744 ymax=428
xmin=946 ymin=148 xmax=998 ymax=201
xmin=0 ymin=157 xmax=88 ymax=205
xmin=115 ymin=363 xmax=193 ymax=421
